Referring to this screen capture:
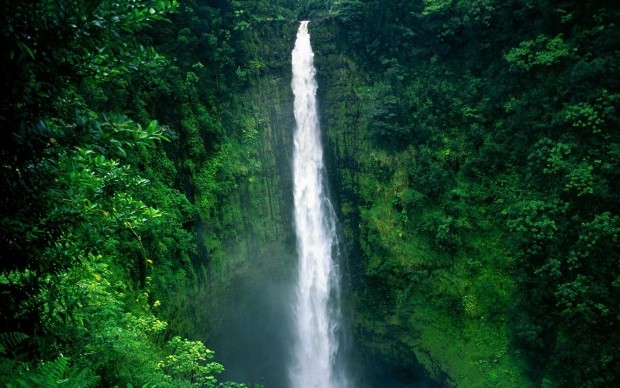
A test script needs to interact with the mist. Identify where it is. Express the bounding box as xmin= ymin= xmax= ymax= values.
xmin=207 ymin=244 xmax=297 ymax=388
